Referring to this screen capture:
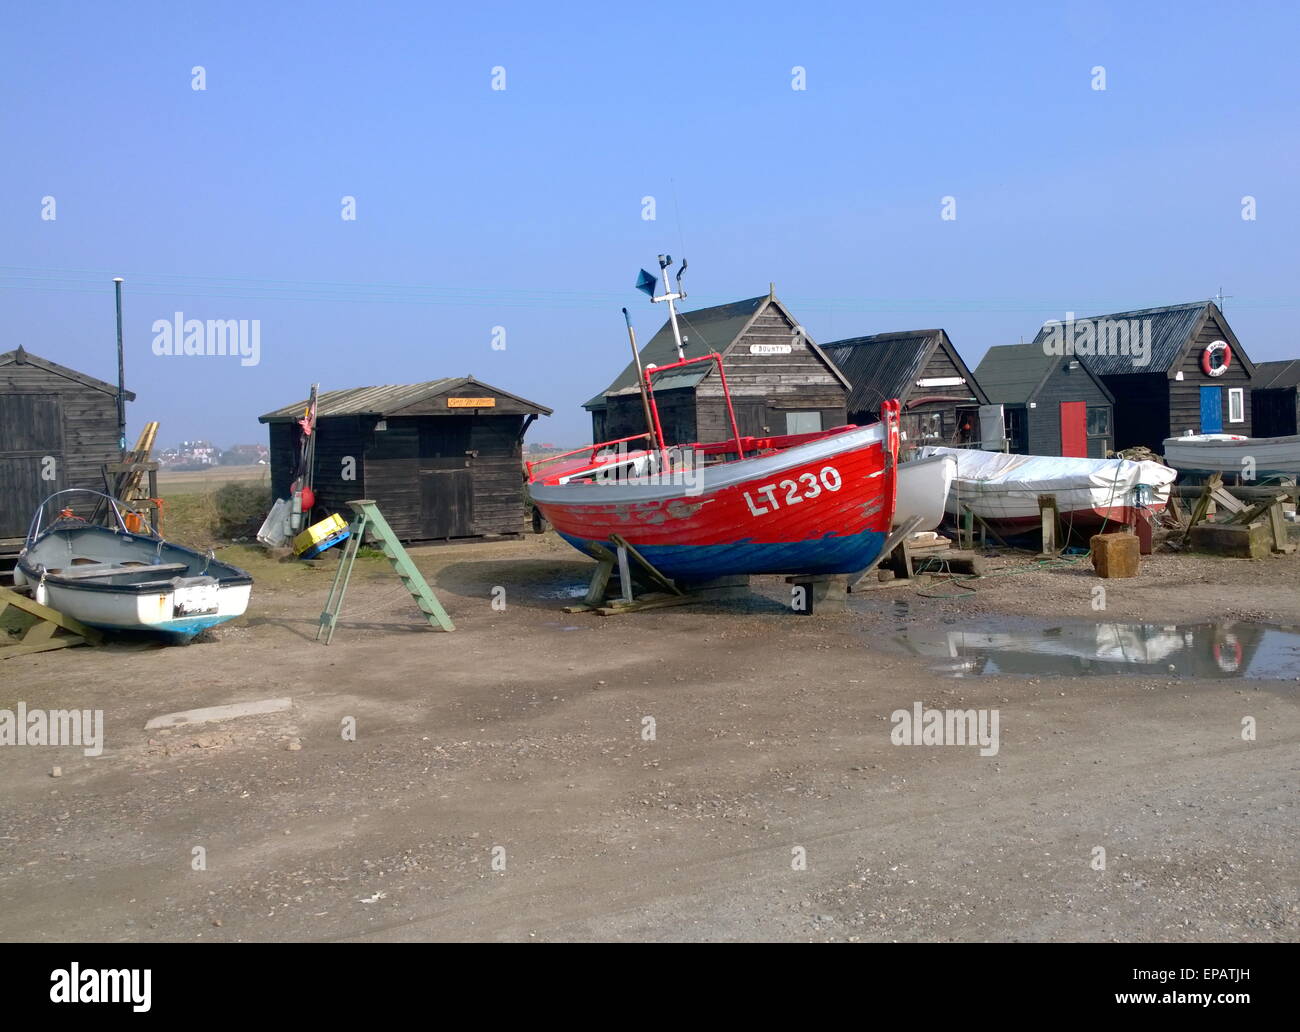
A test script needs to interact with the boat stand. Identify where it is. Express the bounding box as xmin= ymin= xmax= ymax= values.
xmin=316 ymin=499 xmax=454 ymax=643
xmin=846 ymin=516 xmax=924 ymax=591
xmin=0 ymin=587 xmax=102 ymax=659
xmin=566 ymin=535 xmax=756 ymax=615
xmin=563 ymin=534 xmax=696 ymax=615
